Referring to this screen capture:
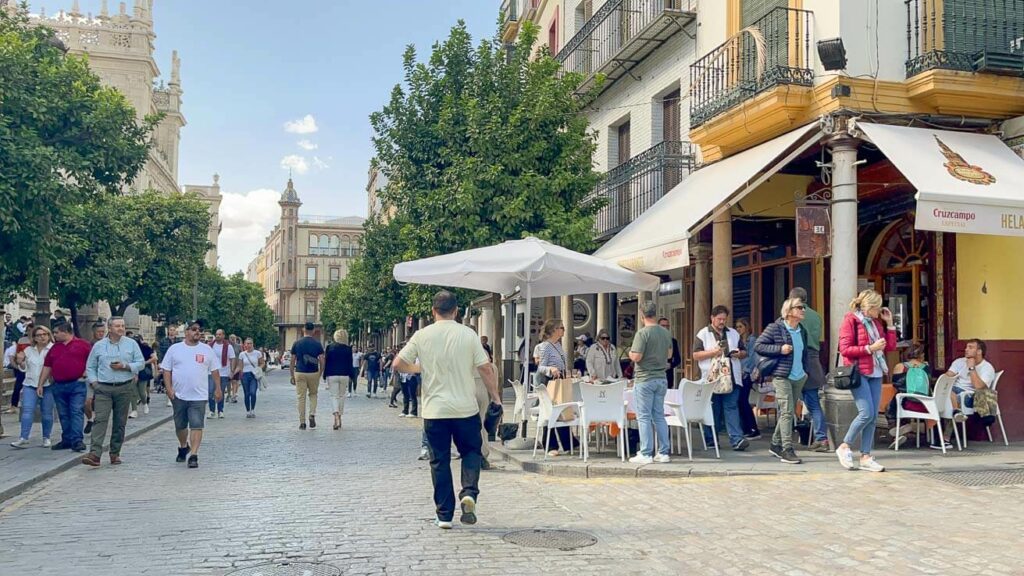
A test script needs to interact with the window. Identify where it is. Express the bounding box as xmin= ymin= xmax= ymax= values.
xmin=330 ymin=267 xmax=340 ymax=285
xmin=548 ymin=7 xmax=559 ymax=55
xmin=330 ymin=235 xmax=340 ymax=251
xmin=305 ymin=300 xmax=316 ymax=319
xmin=306 ymin=266 xmax=316 ymax=287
